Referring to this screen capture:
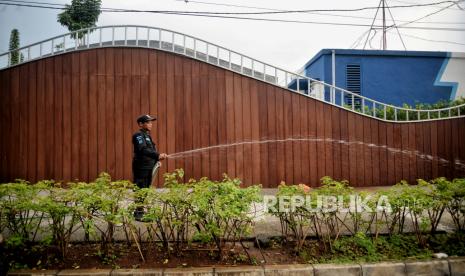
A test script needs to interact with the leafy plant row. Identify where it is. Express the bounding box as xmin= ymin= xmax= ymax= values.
xmin=0 ymin=170 xmax=261 ymax=261
xmin=272 ymin=177 xmax=465 ymax=251
xmin=1 ymin=171 xmax=464 ymax=260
